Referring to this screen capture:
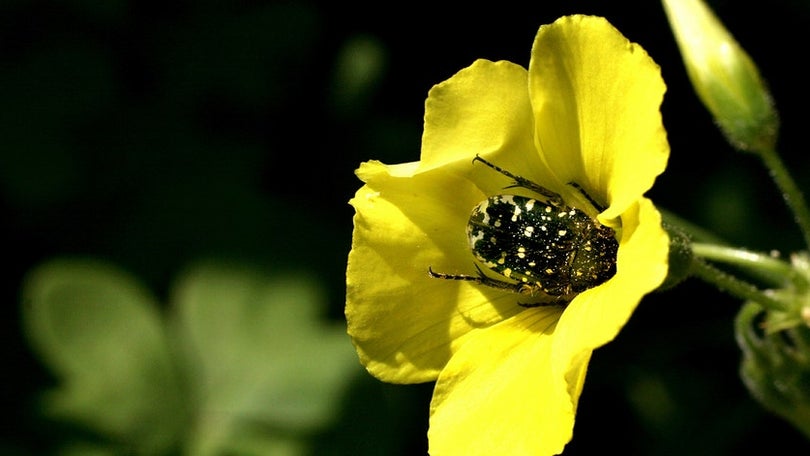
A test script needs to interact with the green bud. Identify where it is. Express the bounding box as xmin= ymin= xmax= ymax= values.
xmin=735 ymin=253 xmax=810 ymax=439
xmin=736 ymin=301 xmax=810 ymax=439
xmin=662 ymin=0 xmax=779 ymax=153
